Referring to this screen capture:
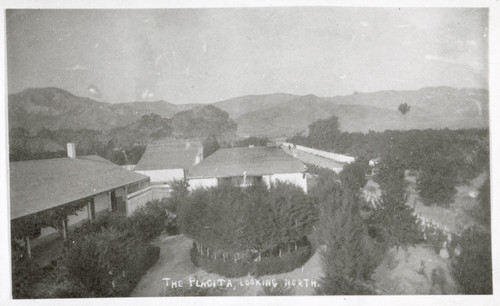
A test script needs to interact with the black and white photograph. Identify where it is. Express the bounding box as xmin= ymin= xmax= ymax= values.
xmin=1 ymin=1 xmax=499 ymax=304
